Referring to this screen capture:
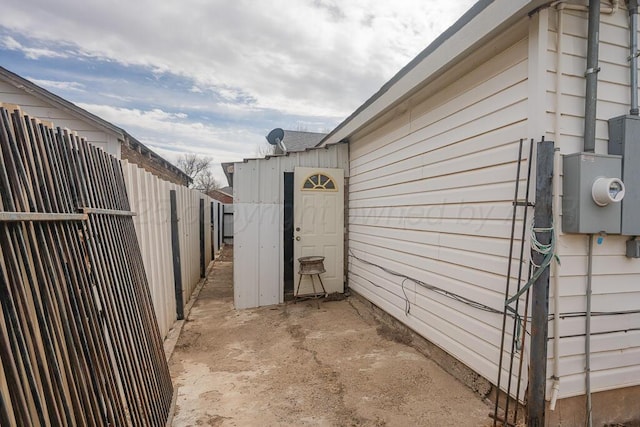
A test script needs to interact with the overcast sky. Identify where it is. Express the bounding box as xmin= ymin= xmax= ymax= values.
xmin=0 ymin=0 xmax=475 ymax=185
